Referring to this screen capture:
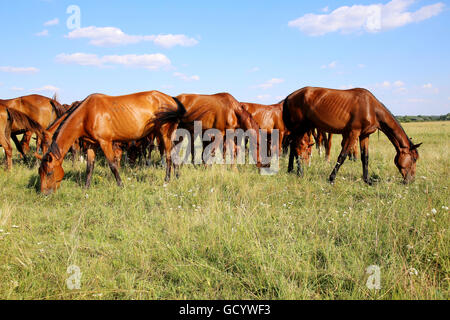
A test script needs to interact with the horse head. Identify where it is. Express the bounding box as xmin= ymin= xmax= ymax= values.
xmin=395 ymin=143 xmax=422 ymax=184
xmin=39 ymin=150 xmax=65 ymax=195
